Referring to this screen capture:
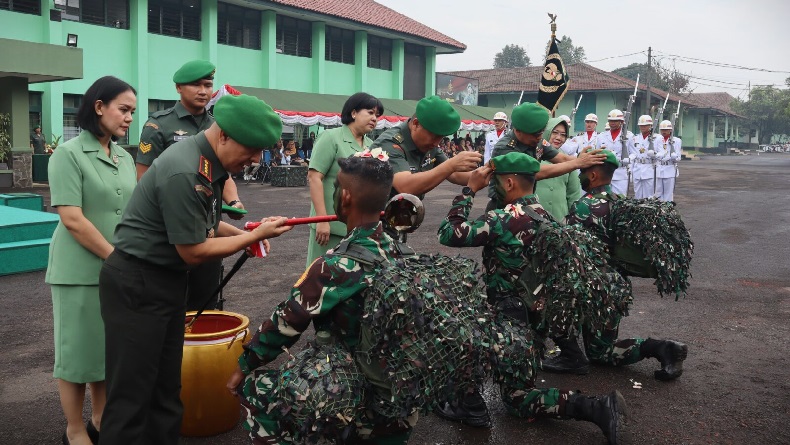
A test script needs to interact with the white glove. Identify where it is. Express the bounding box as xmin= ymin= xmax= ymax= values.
xmin=647 ymin=150 xmax=656 ymax=158
xmin=620 ymin=157 xmax=630 ymax=166
xmin=671 ymin=152 xmax=681 ymax=160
